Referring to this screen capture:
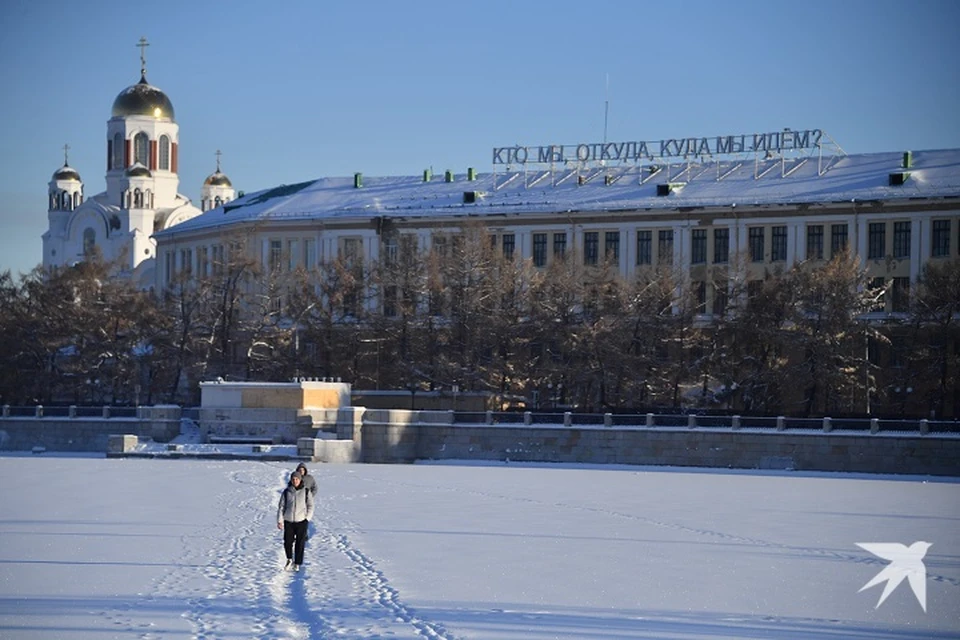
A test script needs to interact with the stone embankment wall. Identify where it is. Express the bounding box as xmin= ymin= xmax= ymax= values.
xmin=0 ymin=406 xmax=181 ymax=452
xmin=356 ymin=409 xmax=960 ymax=476
xmin=3 ymin=405 xmax=957 ymax=476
